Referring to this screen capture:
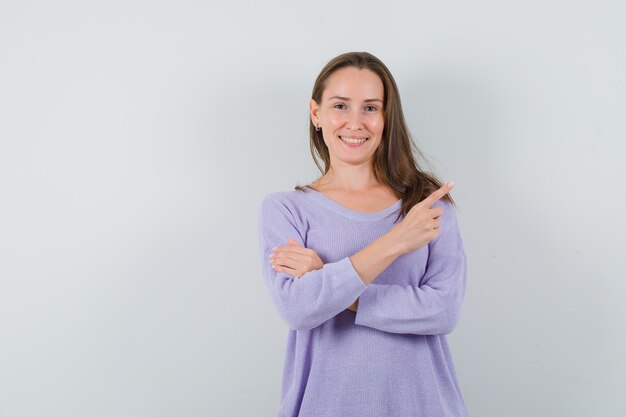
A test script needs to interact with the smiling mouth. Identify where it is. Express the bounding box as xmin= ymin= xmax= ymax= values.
xmin=339 ymin=136 xmax=369 ymax=144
